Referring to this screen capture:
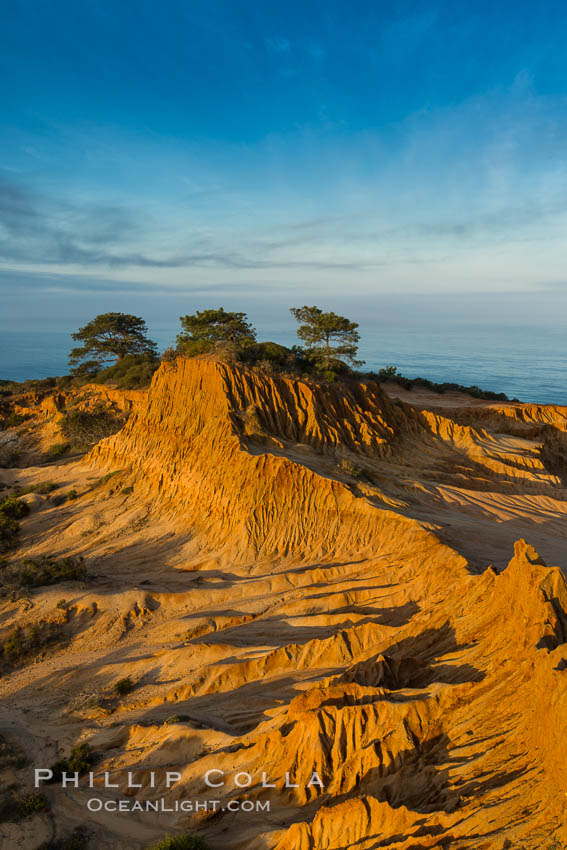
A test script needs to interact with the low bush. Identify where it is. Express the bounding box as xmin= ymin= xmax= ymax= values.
xmin=95 ymin=470 xmax=120 ymax=487
xmin=147 ymin=835 xmax=211 ymax=850
xmin=60 ymin=406 xmax=126 ymax=449
xmin=164 ymin=714 xmax=191 ymax=724
xmin=0 ymin=496 xmax=29 ymax=552
xmin=93 ymin=353 xmax=160 ymax=389
xmin=375 ymin=365 xmax=398 ymax=381
xmin=113 ymin=676 xmax=135 ymax=696
xmin=372 ymin=365 xmax=514 ymax=402
xmin=50 ymin=743 xmax=94 ymax=781
xmin=169 ymin=338 xmax=355 ymax=383
xmin=0 ymin=496 xmax=29 ymax=520
xmin=0 ymin=734 xmax=27 ymax=770
xmin=48 ymin=442 xmax=71 ymax=459
xmin=0 ymin=412 xmax=31 ymax=431
xmin=2 ymin=555 xmax=87 ymax=589
xmin=240 ymin=341 xmax=294 ymax=369
xmin=14 ymin=480 xmax=58 ymax=496
xmin=16 ymin=791 xmax=49 ymax=817
xmin=1 ymin=621 xmax=65 ymax=671
xmin=0 ymin=376 xmax=56 ymax=394
xmin=339 ymin=458 xmax=363 ymax=478
xmin=55 ymin=375 xmax=75 ymax=390
xmin=175 ymin=338 xmax=217 ymax=358
xmin=0 ymin=513 xmax=21 ymax=551
xmin=0 ymin=790 xmax=49 ymax=822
